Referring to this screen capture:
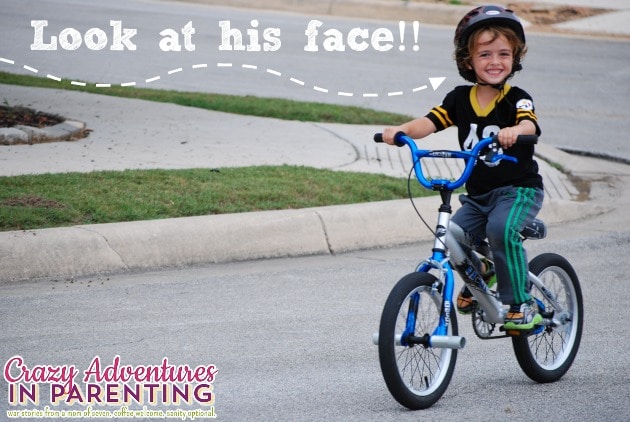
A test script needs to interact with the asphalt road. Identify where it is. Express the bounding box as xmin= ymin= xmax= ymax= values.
xmin=1 ymin=214 xmax=629 ymax=421
xmin=1 ymin=0 xmax=630 ymax=160
xmin=2 ymin=170 xmax=630 ymax=420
